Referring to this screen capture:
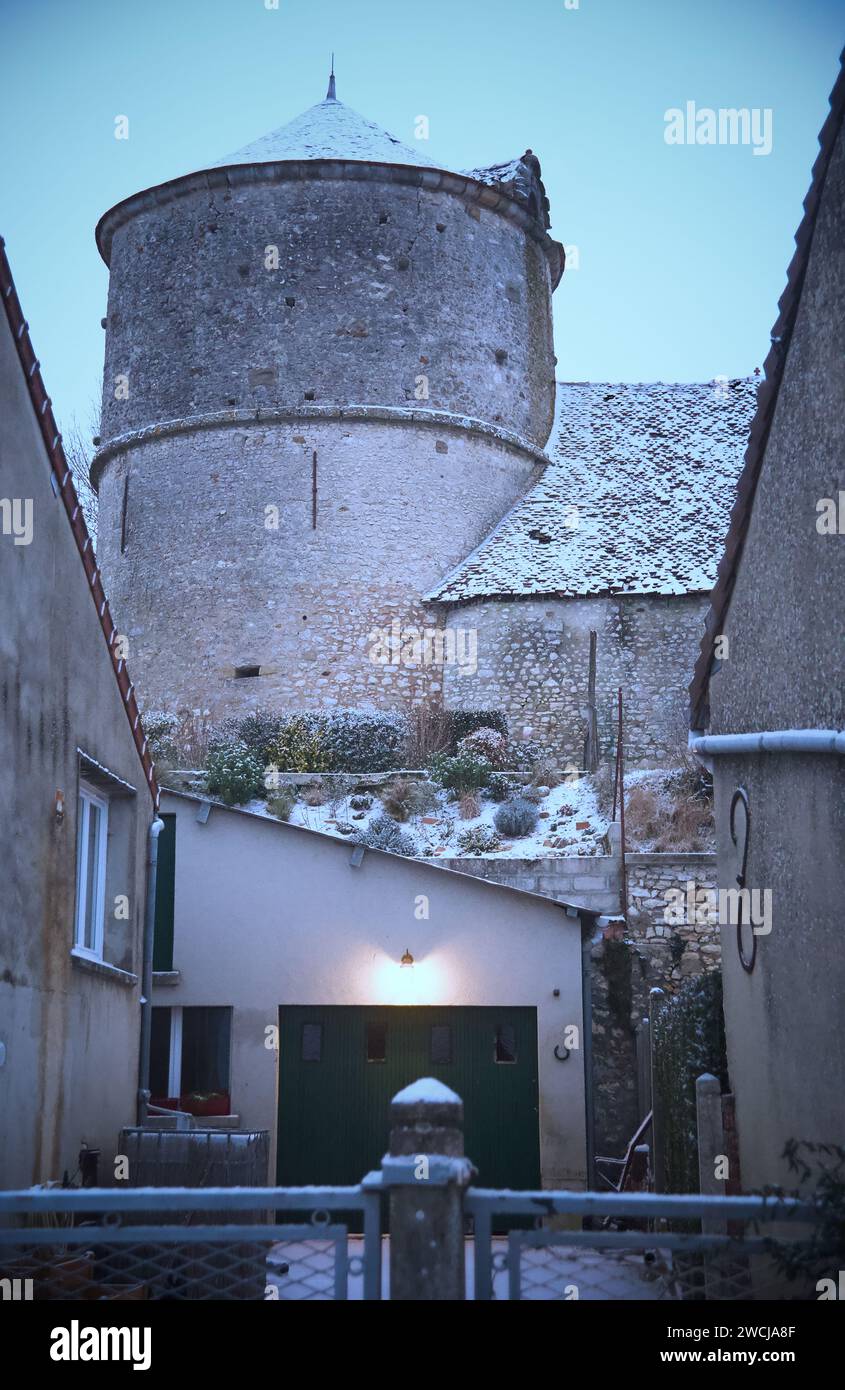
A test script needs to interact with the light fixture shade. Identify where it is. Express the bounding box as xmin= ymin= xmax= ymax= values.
xmin=400 ymin=949 xmax=414 ymax=968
